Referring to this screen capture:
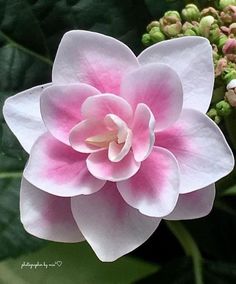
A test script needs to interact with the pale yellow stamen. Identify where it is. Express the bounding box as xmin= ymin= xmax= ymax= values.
xmin=85 ymin=131 xmax=117 ymax=148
